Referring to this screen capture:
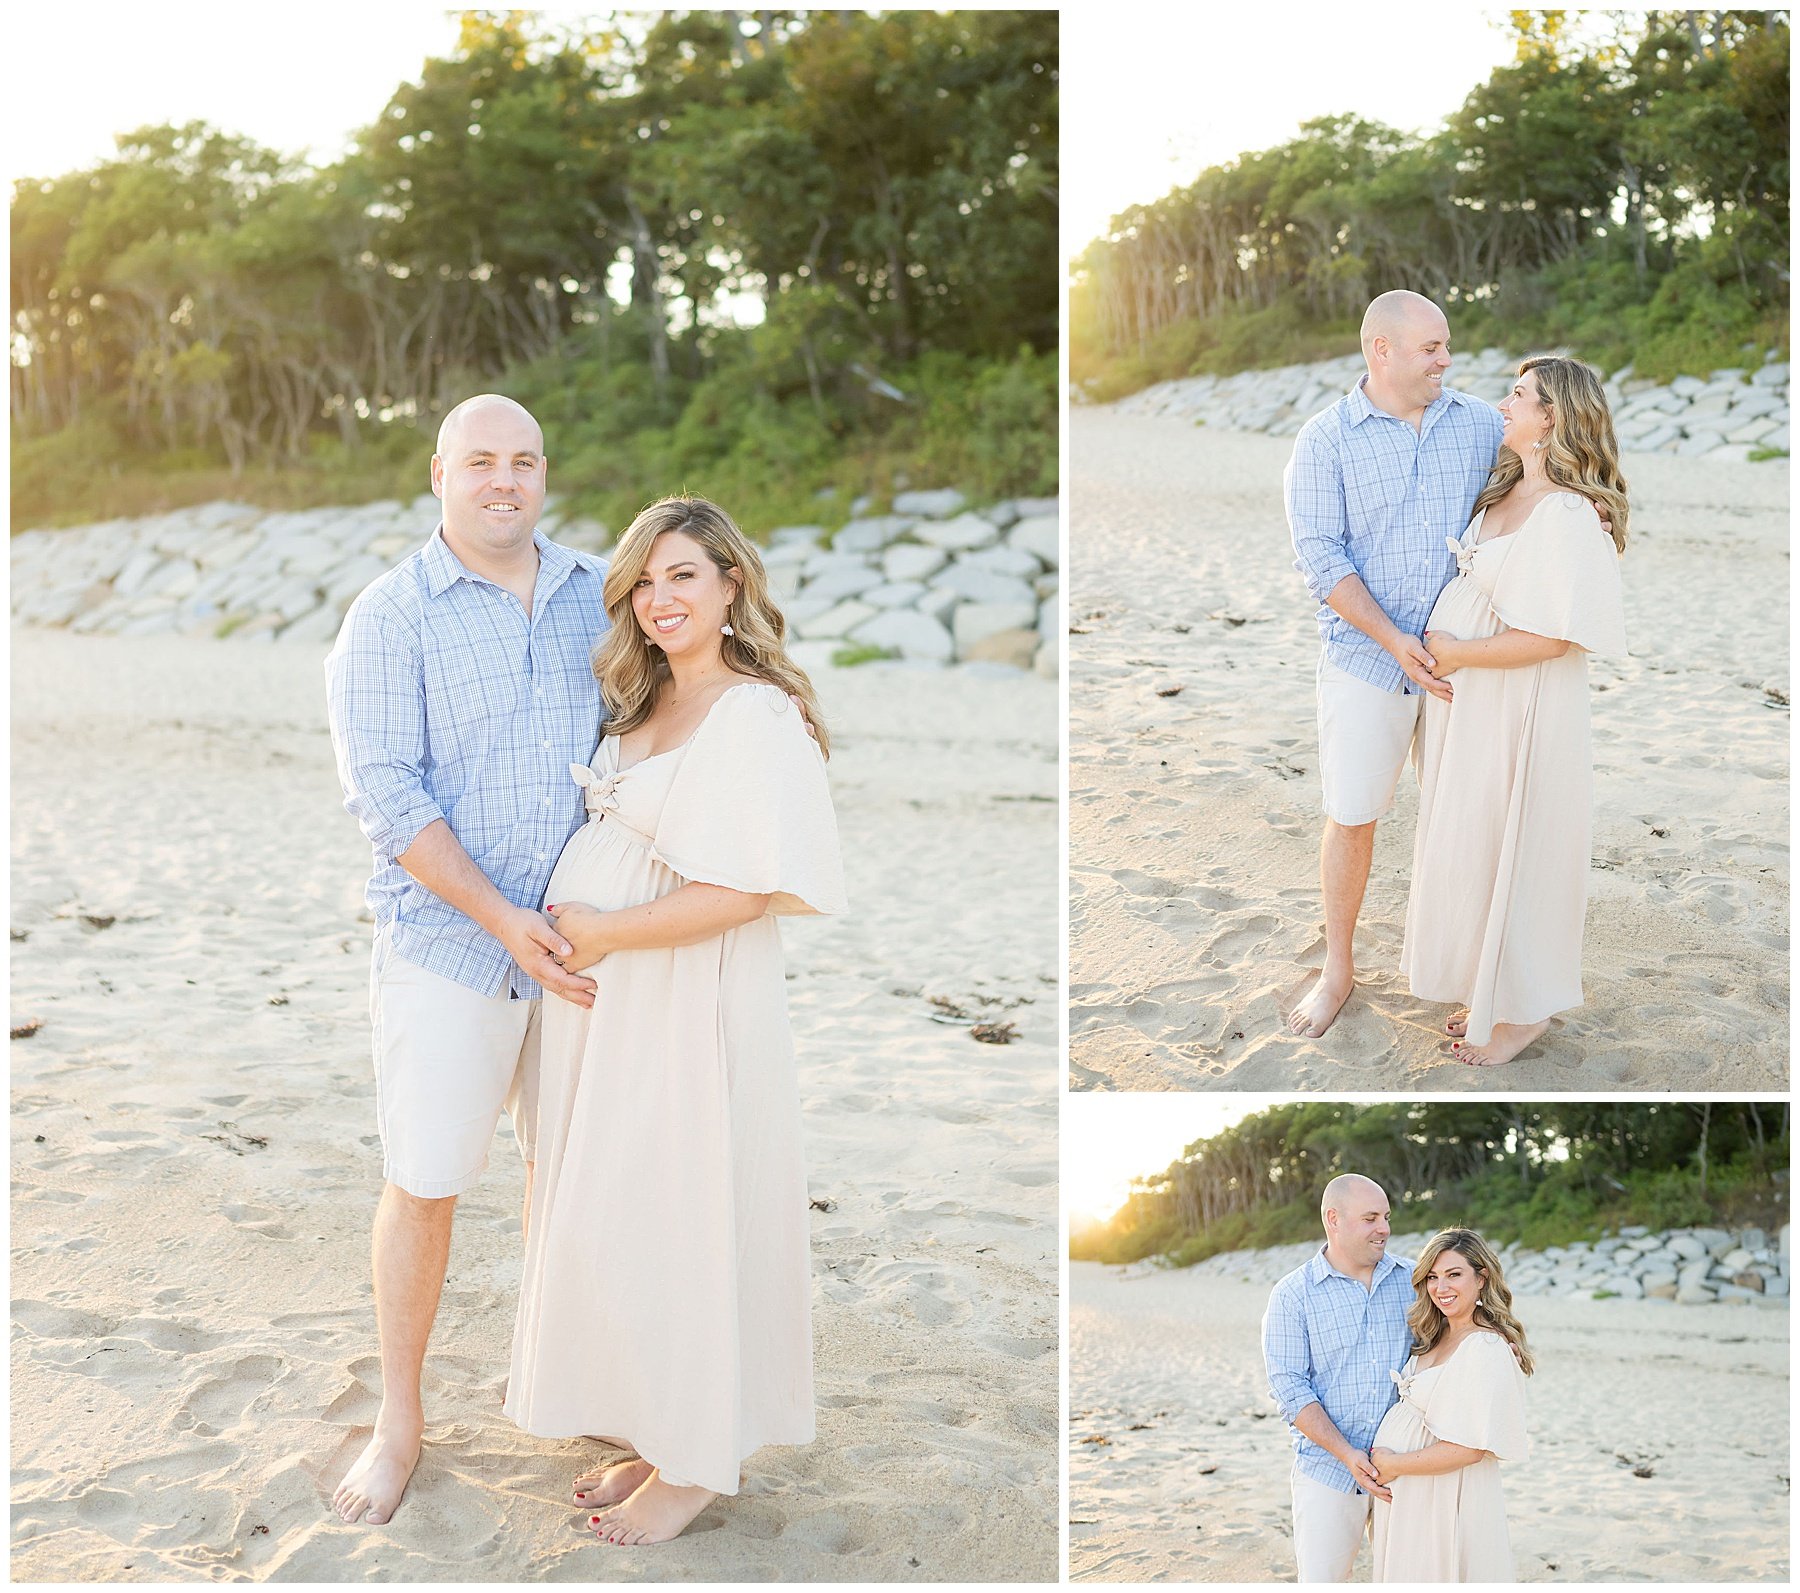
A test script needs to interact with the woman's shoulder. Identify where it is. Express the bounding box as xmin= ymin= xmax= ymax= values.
xmin=1539 ymin=489 xmax=1616 ymax=531
xmin=1462 ymin=1329 xmax=1525 ymax=1370
xmin=699 ymin=677 xmax=812 ymax=748
xmin=714 ymin=676 xmax=798 ymax=719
